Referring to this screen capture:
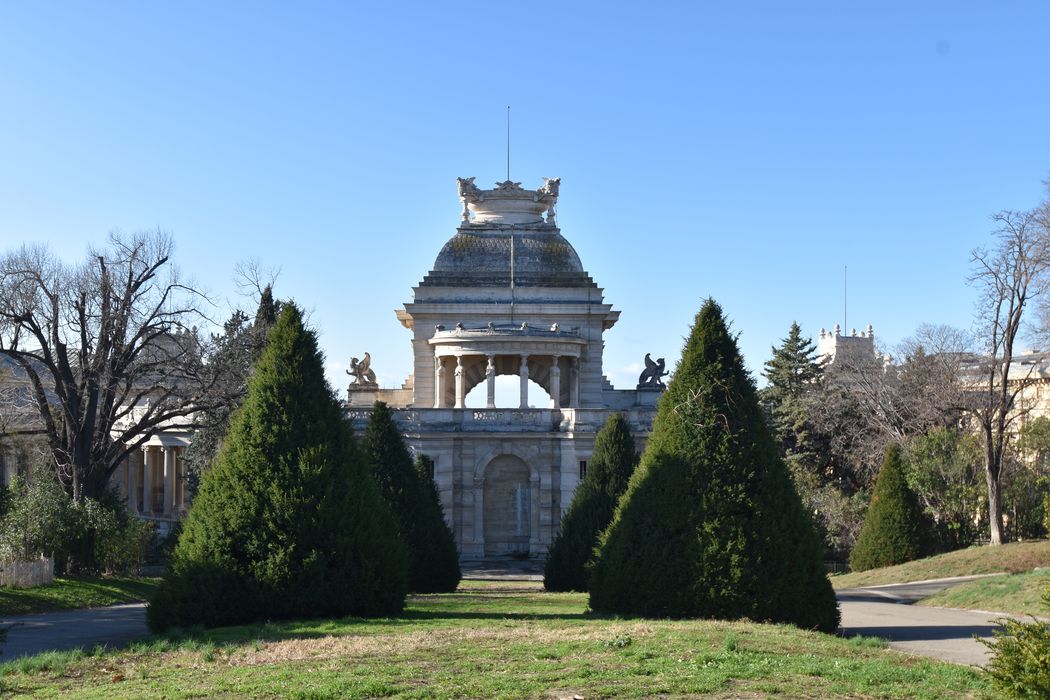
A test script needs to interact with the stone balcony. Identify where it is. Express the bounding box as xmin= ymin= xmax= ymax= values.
xmin=345 ymin=406 xmax=657 ymax=435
